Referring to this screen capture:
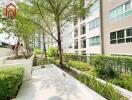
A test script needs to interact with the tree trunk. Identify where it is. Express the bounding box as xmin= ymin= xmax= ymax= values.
xmin=43 ymin=34 xmax=47 ymax=59
xmin=56 ymin=17 xmax=63 ymax=67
